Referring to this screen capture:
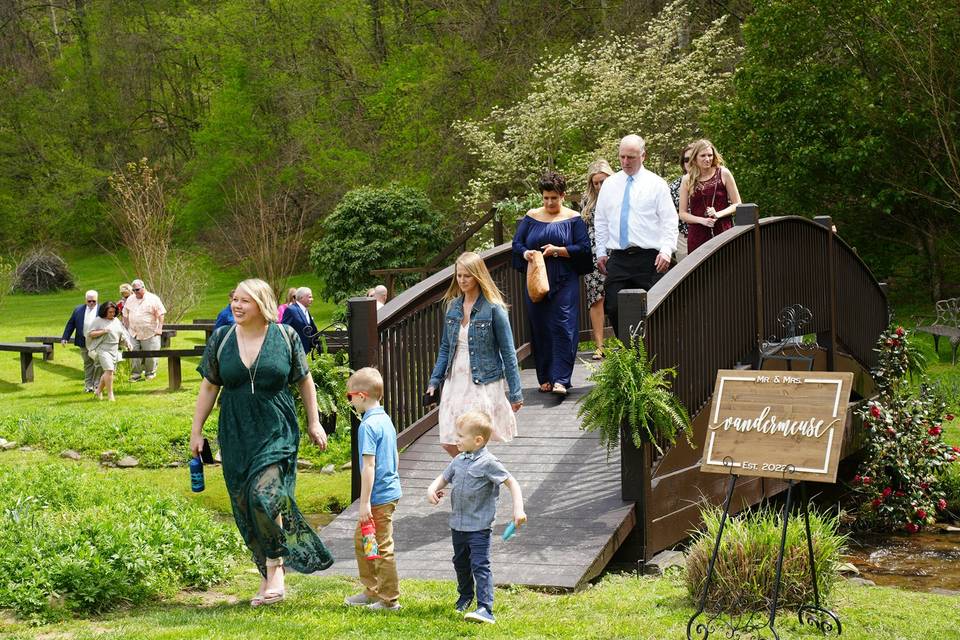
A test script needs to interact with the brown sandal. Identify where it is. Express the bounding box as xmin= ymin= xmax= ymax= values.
xmin=538 ymin=383 xmax=553 ymax=393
